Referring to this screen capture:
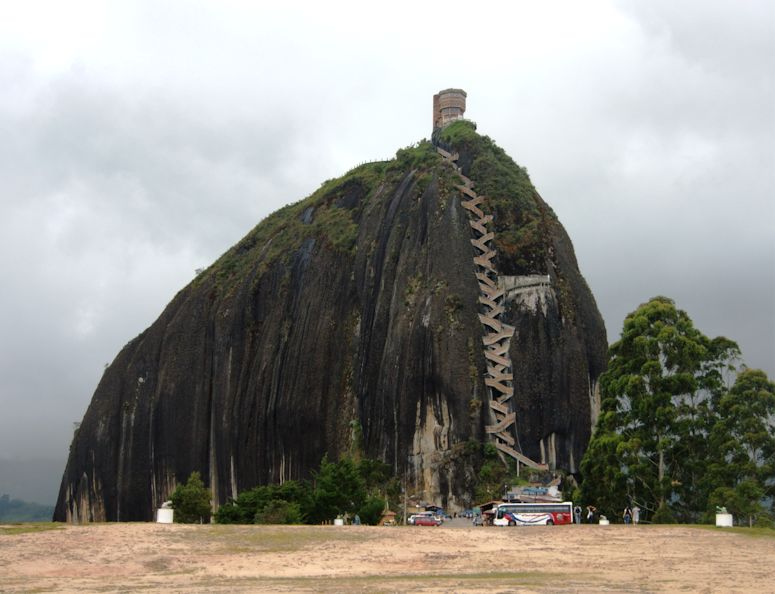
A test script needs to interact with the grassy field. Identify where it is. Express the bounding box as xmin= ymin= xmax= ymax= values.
xmin=687 ymin=524 xmax=775 ymax=538
xmin=0 ymin=522 xmax=63 ymax=536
